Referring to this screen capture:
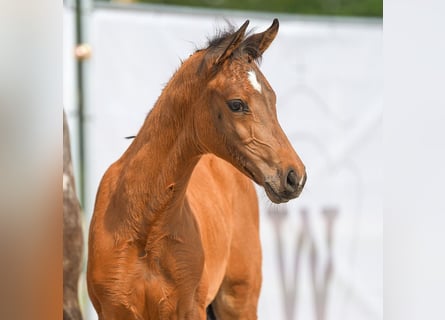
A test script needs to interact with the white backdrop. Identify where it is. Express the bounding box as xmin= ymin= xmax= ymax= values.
xmin=64 ymin=5 xmax=382 ymax=320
